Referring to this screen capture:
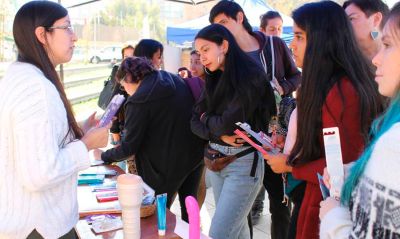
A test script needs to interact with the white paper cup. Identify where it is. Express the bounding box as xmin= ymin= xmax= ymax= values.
xmin=117 ymin=189 xmax=143 ymax=207
xmin=122 ymin=222 xmax=140 ymax=230
xmin=117 ymin=174 xmax=143 ymax=208
xmin=121 ymin=213 xmax=140 ymax=223
xmin=123 ymin=231 xmax=140 ymax=239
